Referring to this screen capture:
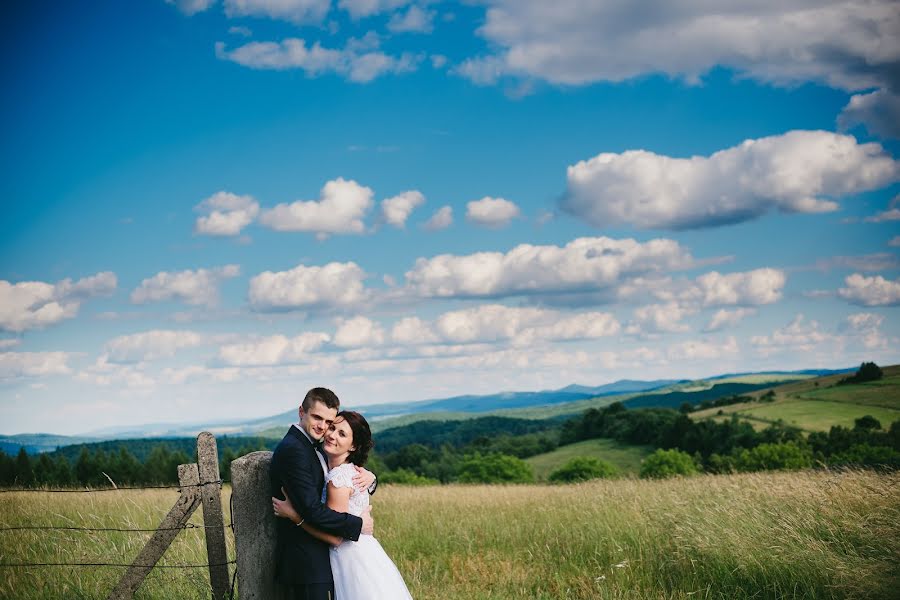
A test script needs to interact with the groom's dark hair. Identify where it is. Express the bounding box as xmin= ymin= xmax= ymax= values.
xmin=301 ymin=387 xmax=340 ymax=411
